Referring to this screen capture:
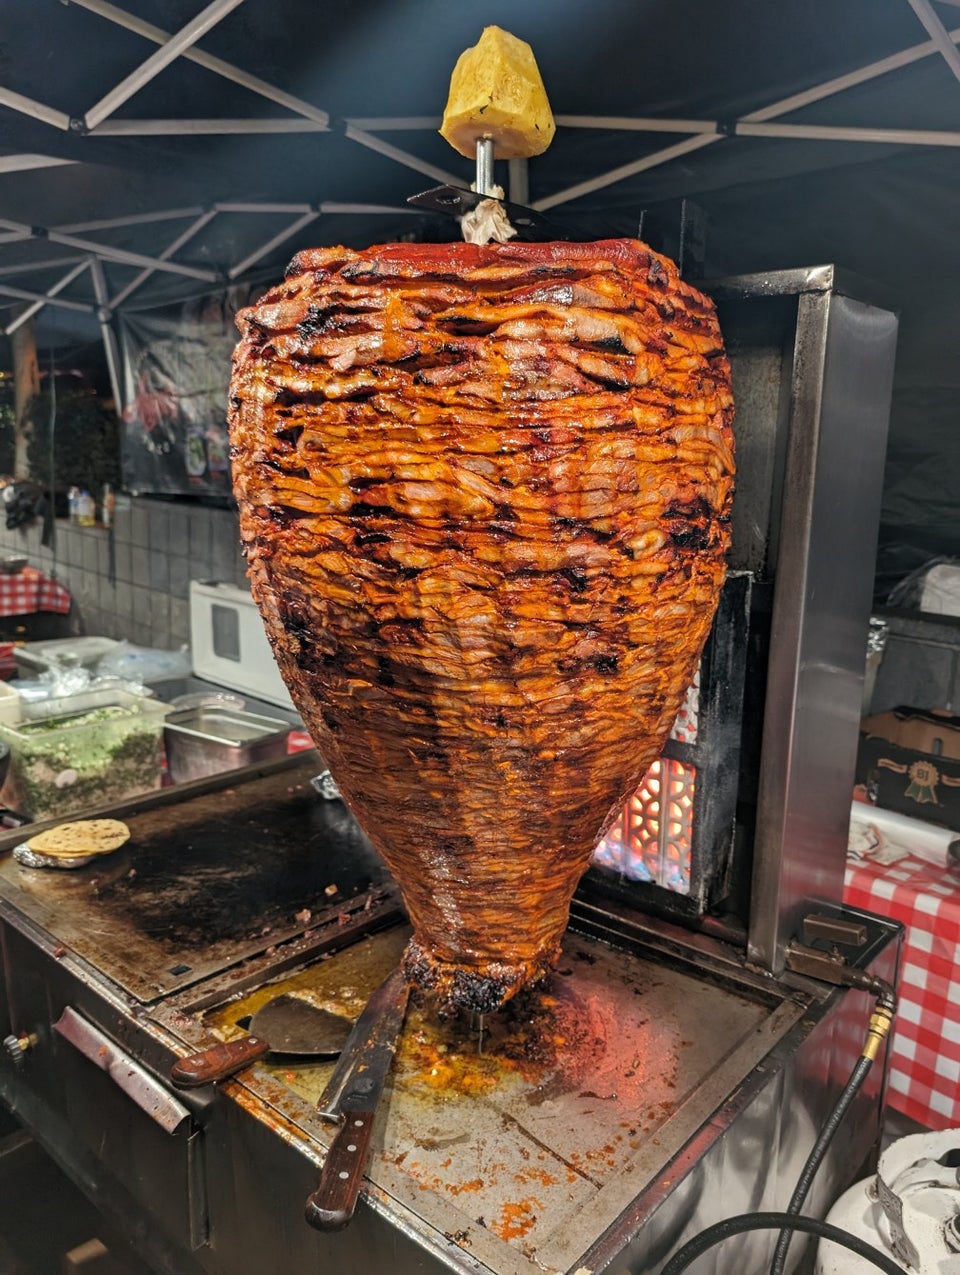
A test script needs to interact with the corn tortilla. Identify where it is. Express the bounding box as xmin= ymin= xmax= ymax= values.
xmin=26 ymin=818 xmax=130 ymax=859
